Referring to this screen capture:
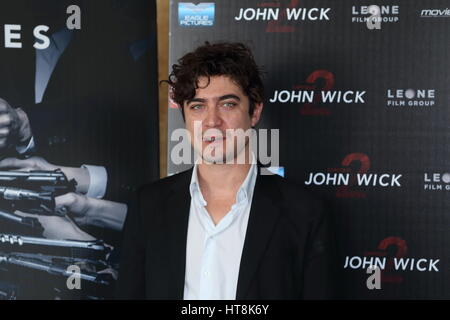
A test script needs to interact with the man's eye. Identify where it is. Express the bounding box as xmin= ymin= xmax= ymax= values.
xmin=223 ymin=102 xmax=237 ymax=108
xmin=190 ymin=104 xmax=203 ymax=110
